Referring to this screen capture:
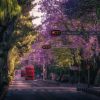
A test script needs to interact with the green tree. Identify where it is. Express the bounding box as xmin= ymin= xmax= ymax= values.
xmin=53 ymin=48 xmax=81 ymax=68
xmin=0 ymin=0 xmax=21 ymax=25
xmin=0 ymin=0 xmax=37 ymax=83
